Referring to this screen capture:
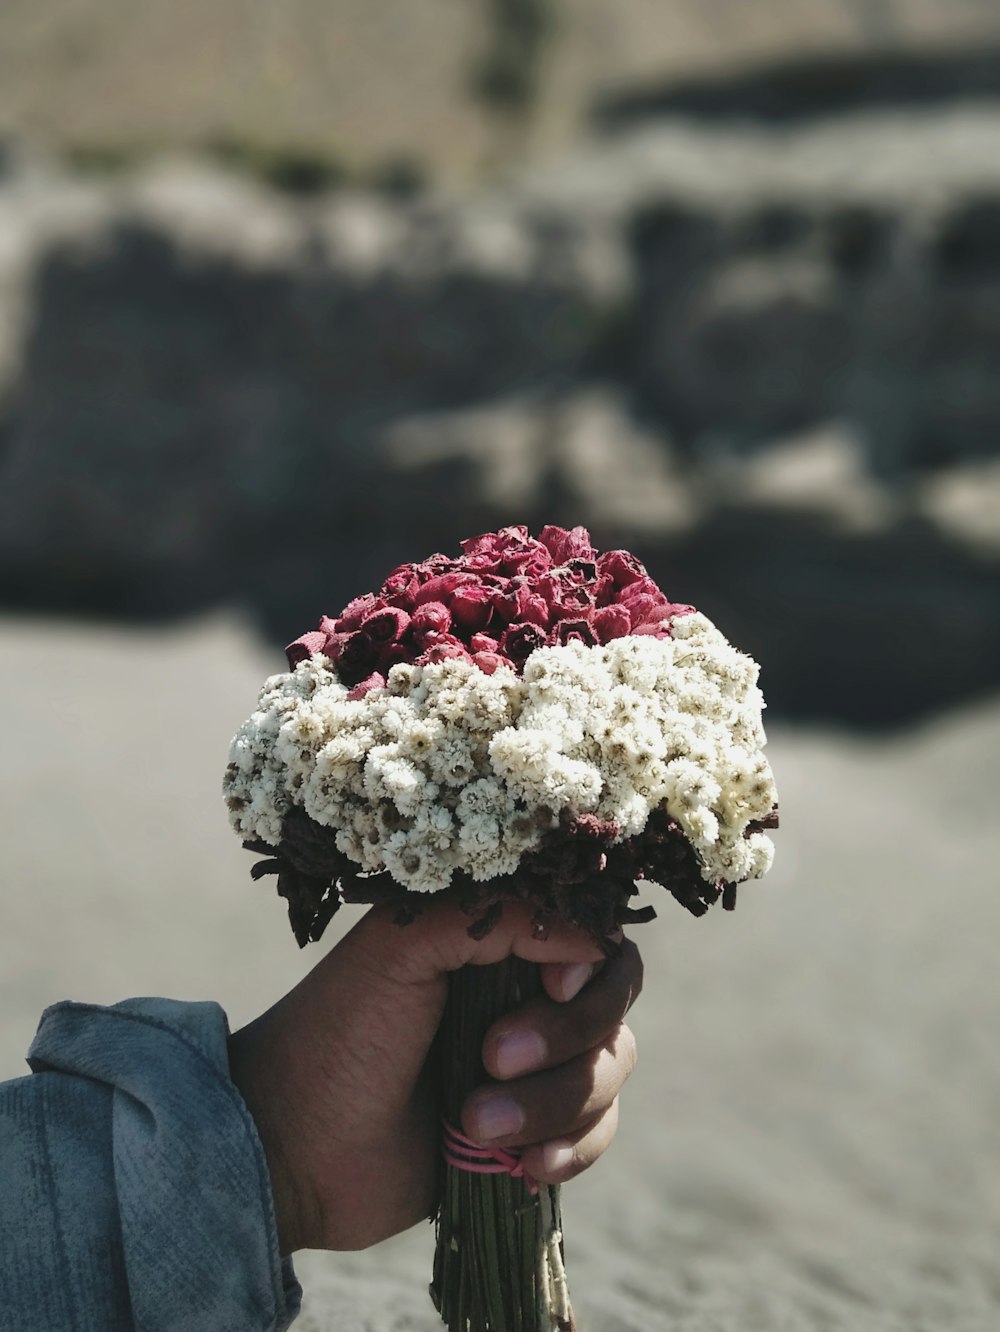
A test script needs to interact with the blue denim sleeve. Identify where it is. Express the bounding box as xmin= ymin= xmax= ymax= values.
xmin=0 ymin=998 xmax=302 ymax=1332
